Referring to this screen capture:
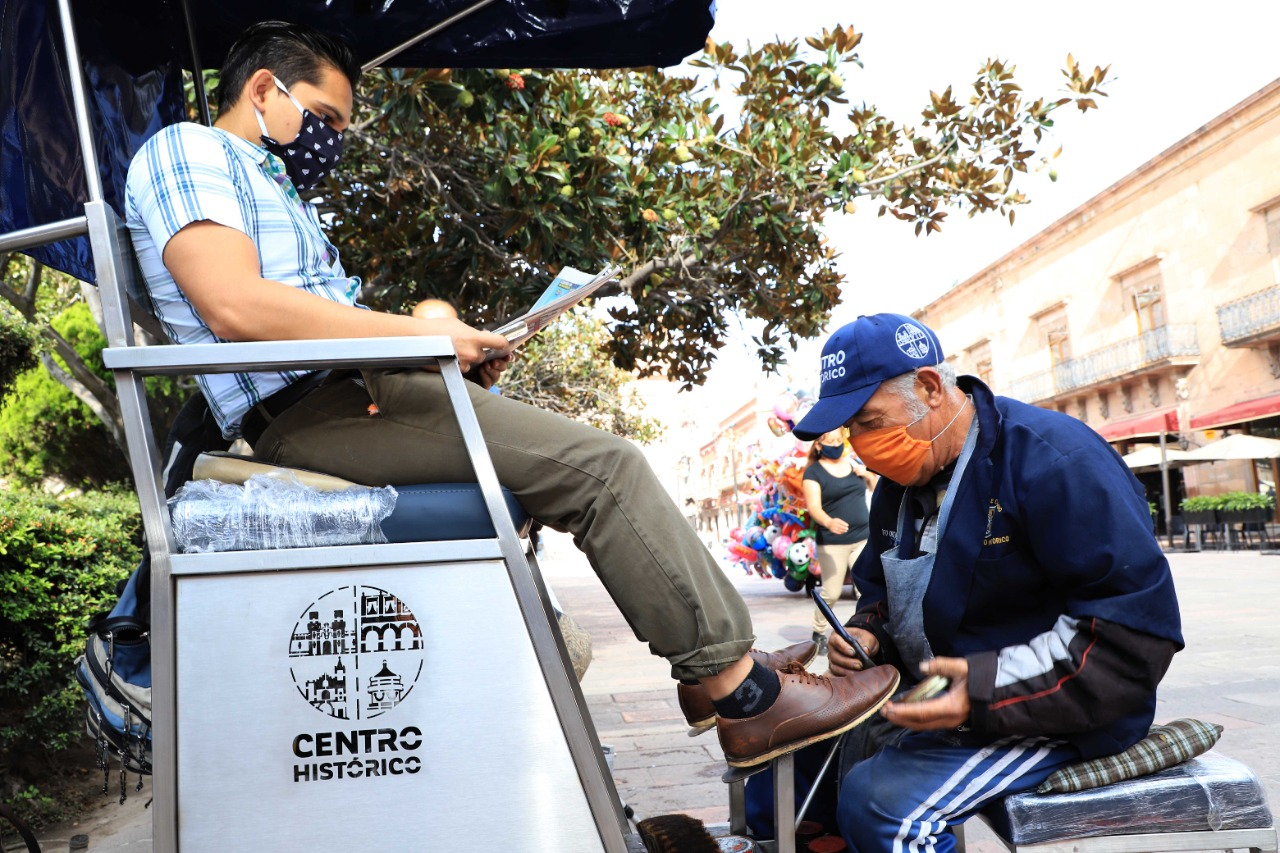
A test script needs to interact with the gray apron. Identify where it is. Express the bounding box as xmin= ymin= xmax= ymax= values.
xmin=882 ymin=414 xmax=980 ymax=678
